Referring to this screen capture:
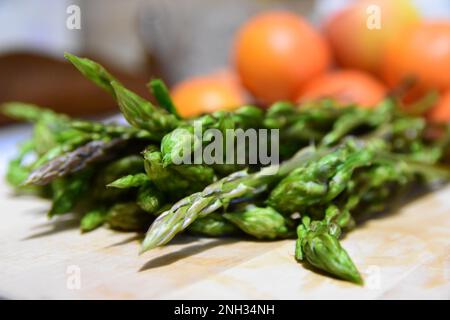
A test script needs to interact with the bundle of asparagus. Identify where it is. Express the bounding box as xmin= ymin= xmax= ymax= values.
xmin=4 ymin=53 xmax=450 ymax=284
